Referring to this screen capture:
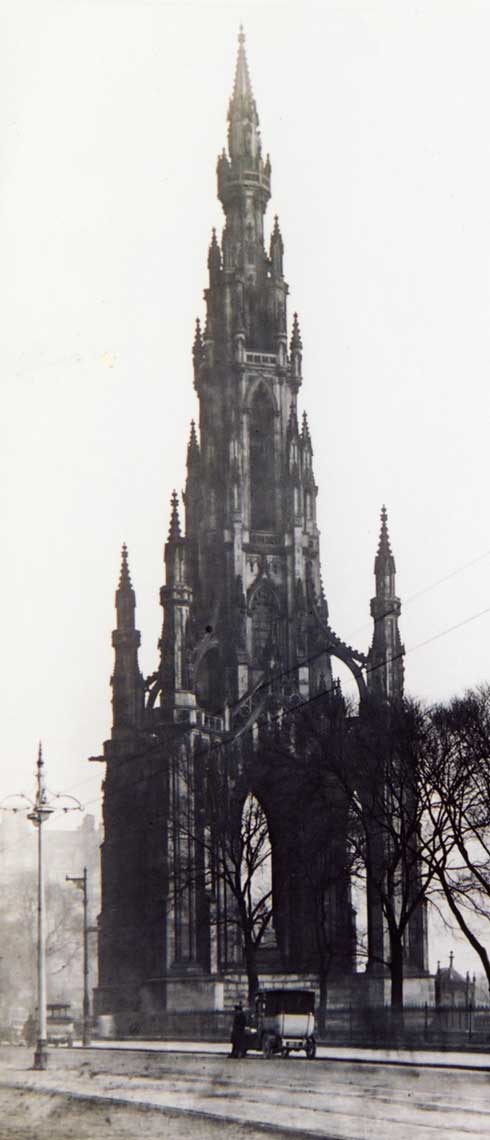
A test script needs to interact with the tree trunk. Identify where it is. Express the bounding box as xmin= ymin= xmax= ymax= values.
xmin=318 ymin=971 xmax=328 ymax=1036
xmin=389 ymin=933 xmax=404 ymax=1037
xmin=244 ymin=940 xmax=259 ymax=1004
